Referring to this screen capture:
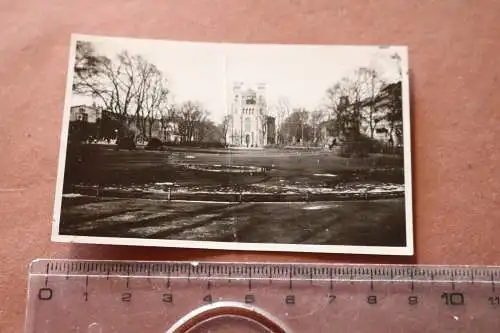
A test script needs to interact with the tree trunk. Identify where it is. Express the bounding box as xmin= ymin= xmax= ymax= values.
xmin=301 ymin=124 xmax=304 ymax=145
